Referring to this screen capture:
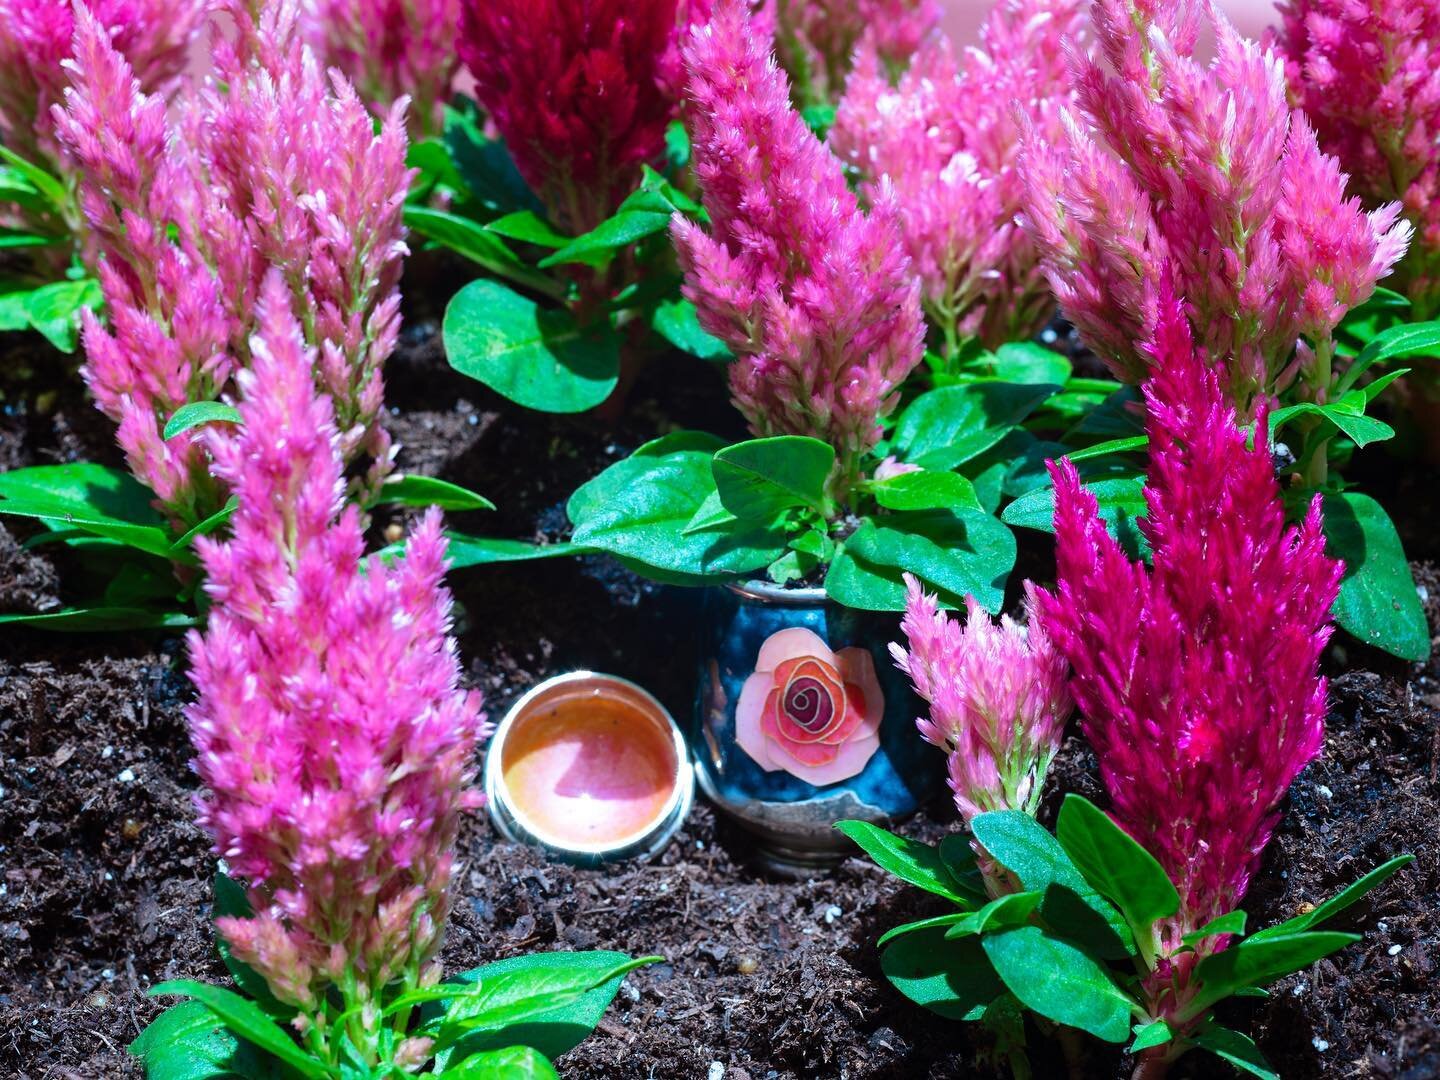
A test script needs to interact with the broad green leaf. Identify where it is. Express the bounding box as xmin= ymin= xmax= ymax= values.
xmin=834 ymin=820 xmax=977 ymax=905
xmin=0 ymin=607 xmax=197 ymax=631
xmin=485 ymin=211 xmax=569 ymax=248
xmin=171 ymin=500 xmax=237 ymax=553
xmin=538 ymin=211 xmax=671 ymax=269
xmin=429 ymin=951 xmax=645 ymax=1066
xmin=1248 ymin=855 xmax=1414 ymax=942
xmin=130 ymin=1000 xmax=284 ymax=1080
xmin=148 ymin=981 xmax=331 ymax=1079
xmin=943 ymin=891 xmax=1043 ymax=939
xmin=442 ymin=100 xmax=544 ymax=216
xmin=374 ymin=474 xmax=495 ymax=511
xmin=0 ymin=145 xmax=67 ymax=208
xmin=1073 ymin=385 xmax=1144 ymax=437
xmin=681 ymin=489 xmax=738 ymax=535
xmin=876 ymin=913 xmax=970 ymax=948
xmin=868 ymin=470 xmax=981 ymax=512
xmin=443 ymin=535 xmax=589 ymax=568
xmin=0 ymin=495 xmax=178 ymax=561
xmin=433 ymin=954 xmax=658 ymax=1052
xmin=164 ymin=402 xmax=241 ymax=441
xmin=1268 ymin=399 xmax=1394 ymax=449
xmin=1189 ymin=933 xmax=1359 ymax=1014
xmin=444 ymin=279 xmax=620 ymax=413
xmin=439 ymin=1047 xmax=559 ymax=1080
xmin=405 ymin=206 xmax=562 ymax=300
xmin=825 ymin=510 xmax=1015 ymax=613
xmin=984 ymin=342 xmax=1072 ymax=386
xmin=1130 ymin=1019 xmax=1175 ymax=1053
xmin=1182 ymin=911 xmax=1248 ymax=948
xmin=1323 ymin=492 xmax=1429 ymax=662
xmin=981 ymin=926 xmax=1137 ymax=1042
xmin=652 ymin=298 xmax=730 ymax=360
xmin=801 ymin=102 xmax=837 ymax=137
xmin=1057 ymin=795 xmax=1179 ymax=949
xmin=881 ymin=927 xmax=1004 ymax=1022
xmin=1002 ymin=475 xmax=1149 ymax=559
xmin=0 ymin=463 xmax=180 ymax=561
xmin=24 ymin=277 xmax=103 ymax=352
xmin=712 ymin=436 xmax=833 ymax=520
xmin=970 ymin=810 xmax=1132 ymax=958
xmin=1337 ymin=318 xmax=1440 ymax=392
xmin=938 ymin=834 xmax=988 ymax=899
xmin=1193 ymin=1025 xmax=1279 ymax=1080
xmin=567 ymin=443 xmax=785 ymax=580
xmin=894 ymin=383 xmax=1059 ymax=471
